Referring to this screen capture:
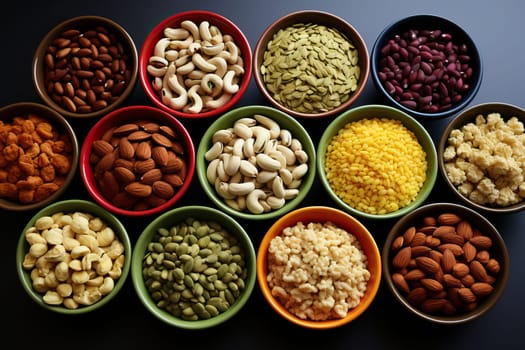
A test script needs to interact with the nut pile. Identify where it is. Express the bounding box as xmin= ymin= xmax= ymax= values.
xmin=43 ymin=24 xmax=134 ymax=114
xmin=89 ymin=120 xmax=188 ymax=211
xmin=204 ymin=114 xmax=309 ymax=214
xmin=22 ymin=211 xmax=126 ymax=309
xmin=146 ymin=20 xmax=245 ymax=113
xmin=389 ymin=212 xmax=501 ymax=316
xmin=142 ymin=217 xmax=249 ymax=320
xmin=0 ymin=112 xmax=74 ymax=204
xmin=377 ymin=28 xmax=475 ymax=113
